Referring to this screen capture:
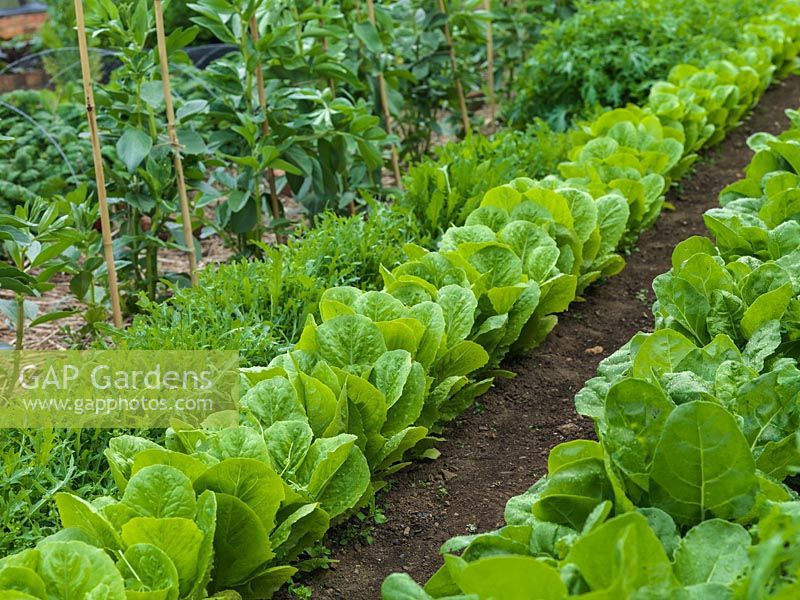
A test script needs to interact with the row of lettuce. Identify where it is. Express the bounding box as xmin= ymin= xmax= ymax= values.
xmin=2 ymin=5 xmax=800 ymax=600
xmin=382 ymin=101 xmax=800 ymax=600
